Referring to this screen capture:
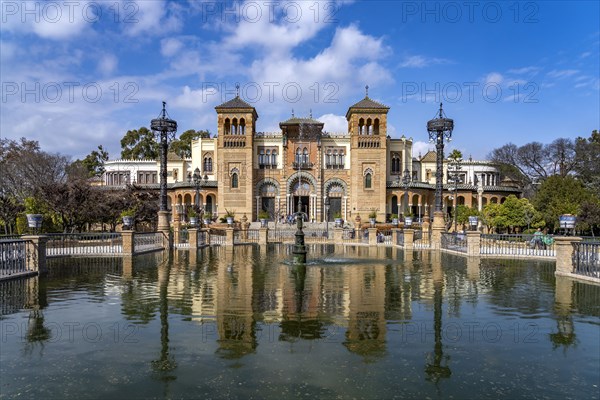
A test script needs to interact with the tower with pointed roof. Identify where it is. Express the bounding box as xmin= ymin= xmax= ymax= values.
xmin=214 ymin=86 xmax=258 ymax=217
xmin=346 ymin=86 xmax=390 ymax=221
